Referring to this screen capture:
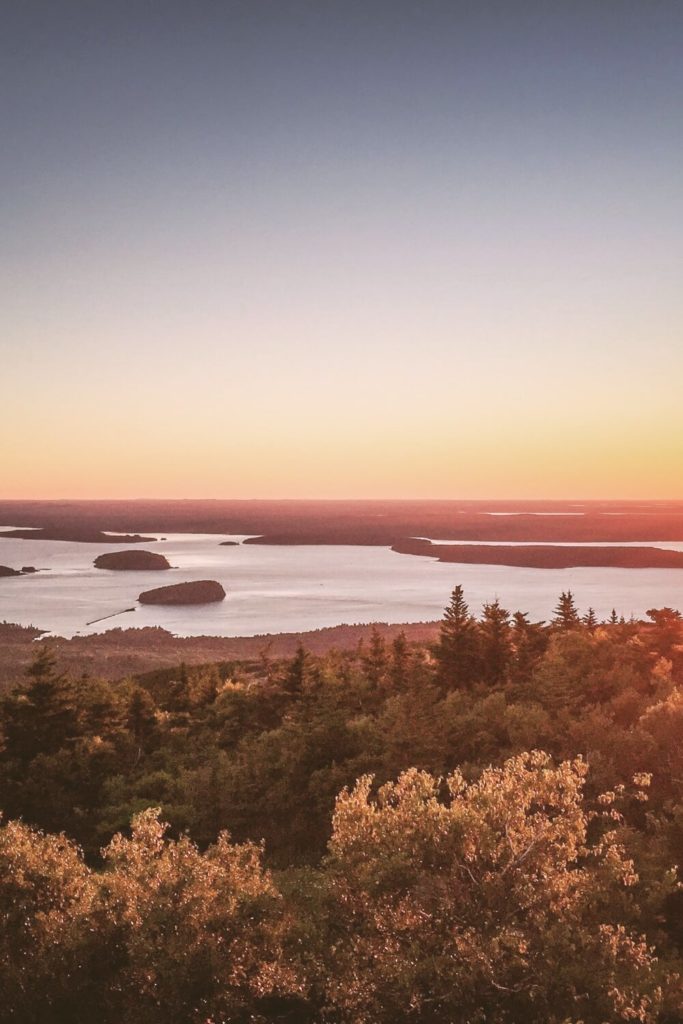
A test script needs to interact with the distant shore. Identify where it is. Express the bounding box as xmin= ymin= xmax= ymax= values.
xmin=391 ymin=539 xmax=683 ymax=569
xmin=3 ymin=498 xmax=683 ymax=545
xmin=0 ymin=620 xmax=441 ymax=689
